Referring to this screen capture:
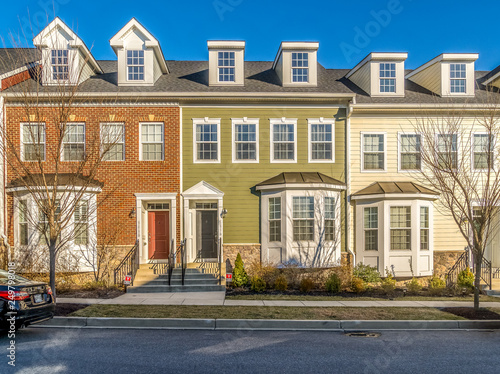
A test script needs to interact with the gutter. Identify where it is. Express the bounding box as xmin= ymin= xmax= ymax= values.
xmin=345 ymin=99 xmax=355 ymax=266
